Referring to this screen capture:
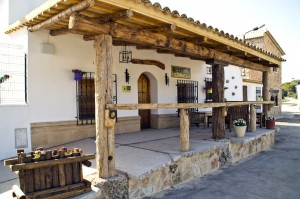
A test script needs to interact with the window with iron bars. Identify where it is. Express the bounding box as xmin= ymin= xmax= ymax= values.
xmin=75 ymin=73 xmax=117 ymax=125
xmin=0 ymin=43 xmax=27 ymax=105
xmin=177 ymin=79 xmax=198 ymax=115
